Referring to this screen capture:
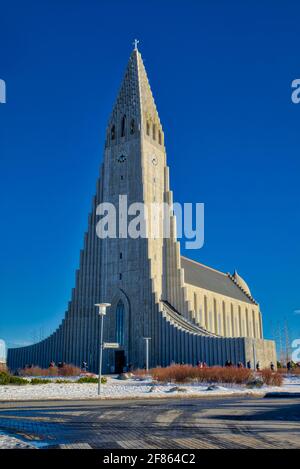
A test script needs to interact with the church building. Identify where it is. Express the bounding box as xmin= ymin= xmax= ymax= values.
xmin=7 ymin=45 xmax=276 ymax=373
